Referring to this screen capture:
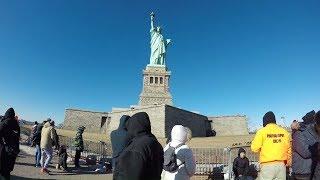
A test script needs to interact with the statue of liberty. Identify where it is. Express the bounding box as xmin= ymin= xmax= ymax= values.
xmin=149 ymin=12 xmax=171 ymax=66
